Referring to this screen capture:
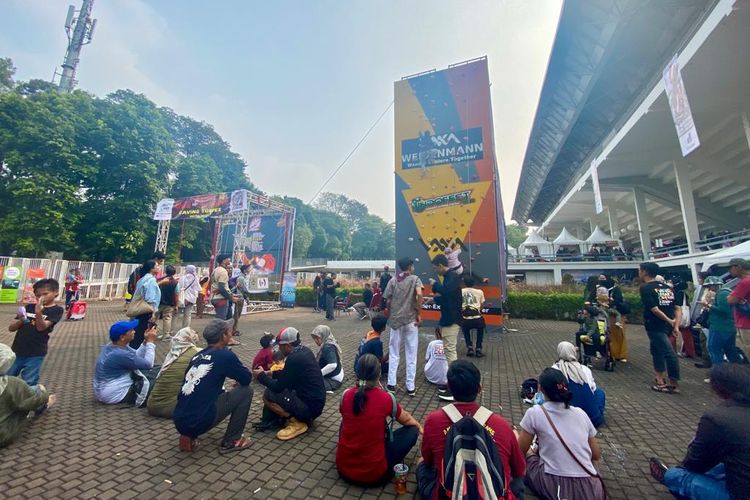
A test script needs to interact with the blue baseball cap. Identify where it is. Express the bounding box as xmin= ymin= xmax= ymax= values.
xmin=110 ymin=320 xmax=139 ymax=342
